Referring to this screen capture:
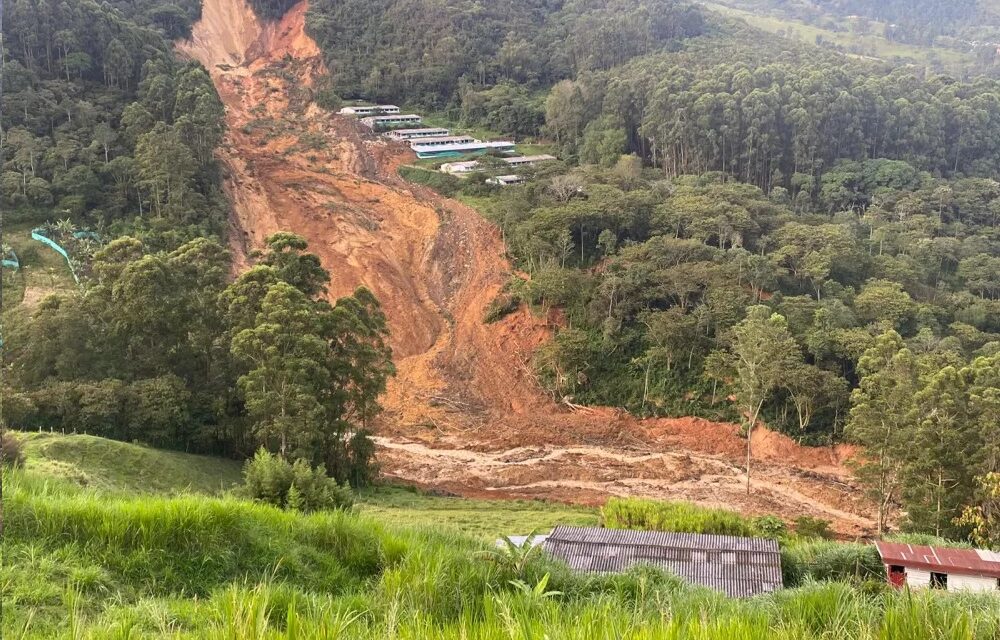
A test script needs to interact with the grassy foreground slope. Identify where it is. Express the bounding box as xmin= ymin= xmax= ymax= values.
xmin=6 ymin=464 xmax=1000 ymax=639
